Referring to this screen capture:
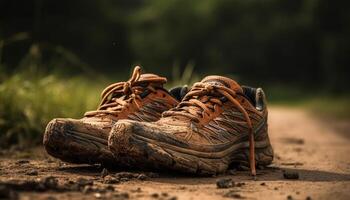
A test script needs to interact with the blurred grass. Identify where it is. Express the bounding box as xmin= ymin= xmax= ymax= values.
xmin=305 ymin=97 xmax=350 ymax=119
xmin=0 ymin=69 xmax=105 ymax=148
xmin=266 ymin=85 xmax=350 ymax=119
